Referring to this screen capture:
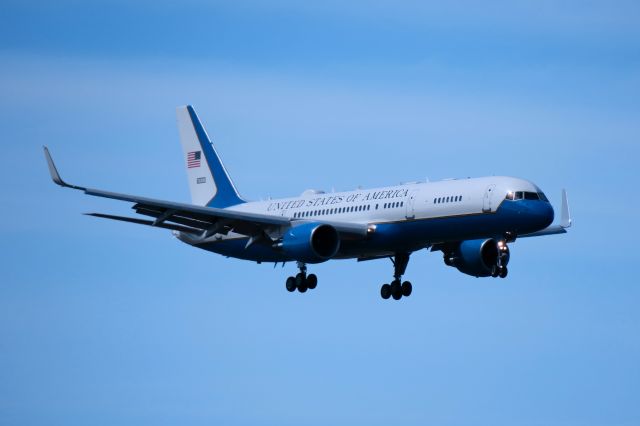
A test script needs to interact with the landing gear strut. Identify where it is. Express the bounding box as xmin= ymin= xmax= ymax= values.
xmin=285 ymin=262 xmax=318 ymax=293
xmin=491 ymin=240 xmax=509 ymax=279
xmin=380 ymin=252 xmax=412 ymax=301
